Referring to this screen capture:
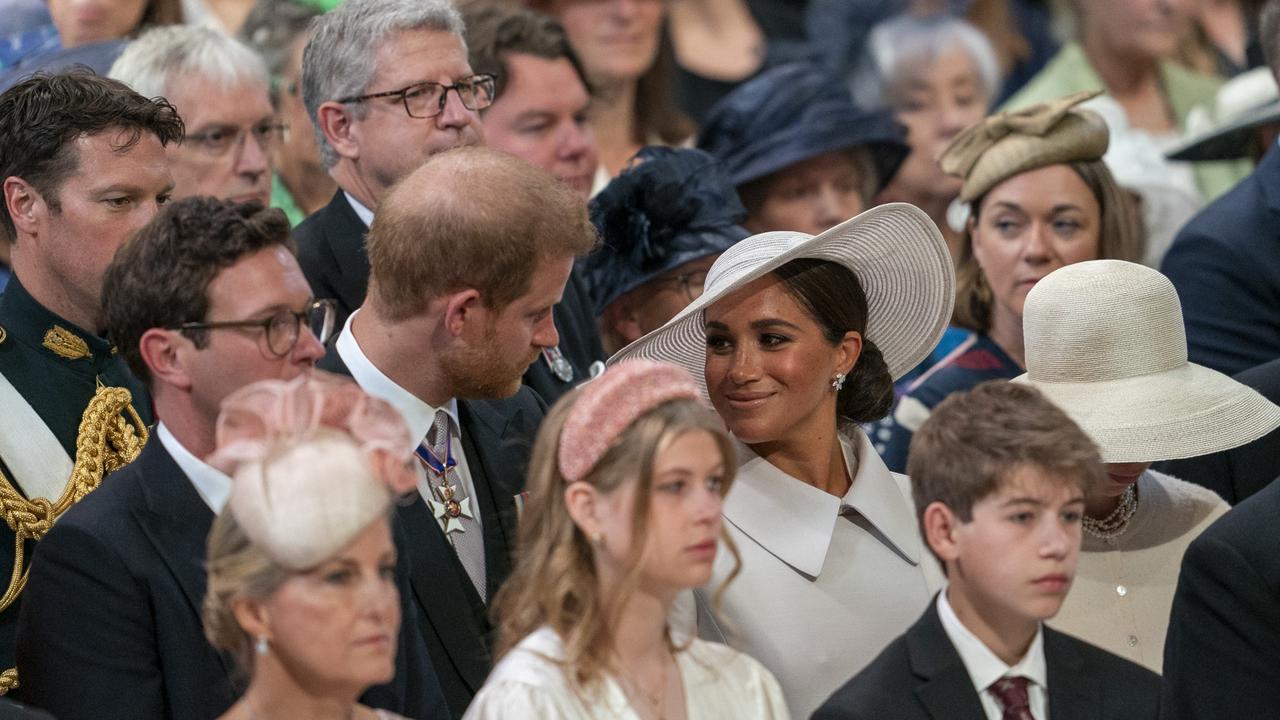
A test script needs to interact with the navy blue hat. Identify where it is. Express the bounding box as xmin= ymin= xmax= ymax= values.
xmin=697 ymin=62 xmax=909 ymax=192
xmin=582 ymin=147 xmax=750 ymax=315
